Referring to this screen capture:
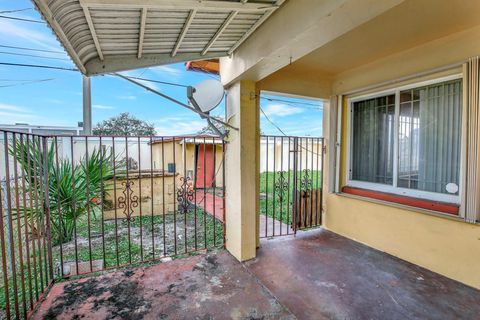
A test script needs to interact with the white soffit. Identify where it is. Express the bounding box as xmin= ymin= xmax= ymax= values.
xmin=32 ymin=0 xmax=285 ymax=75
